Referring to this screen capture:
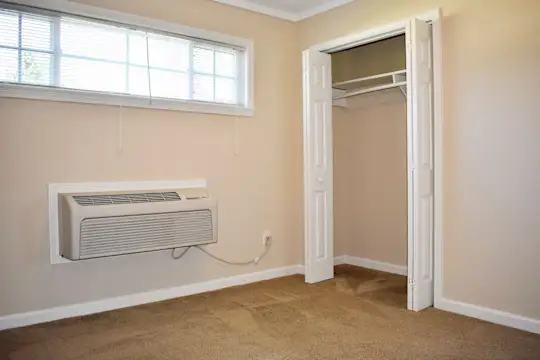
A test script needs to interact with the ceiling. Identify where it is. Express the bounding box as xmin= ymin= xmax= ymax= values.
xmin=213 ymin=0 xmax=354 ymax=22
